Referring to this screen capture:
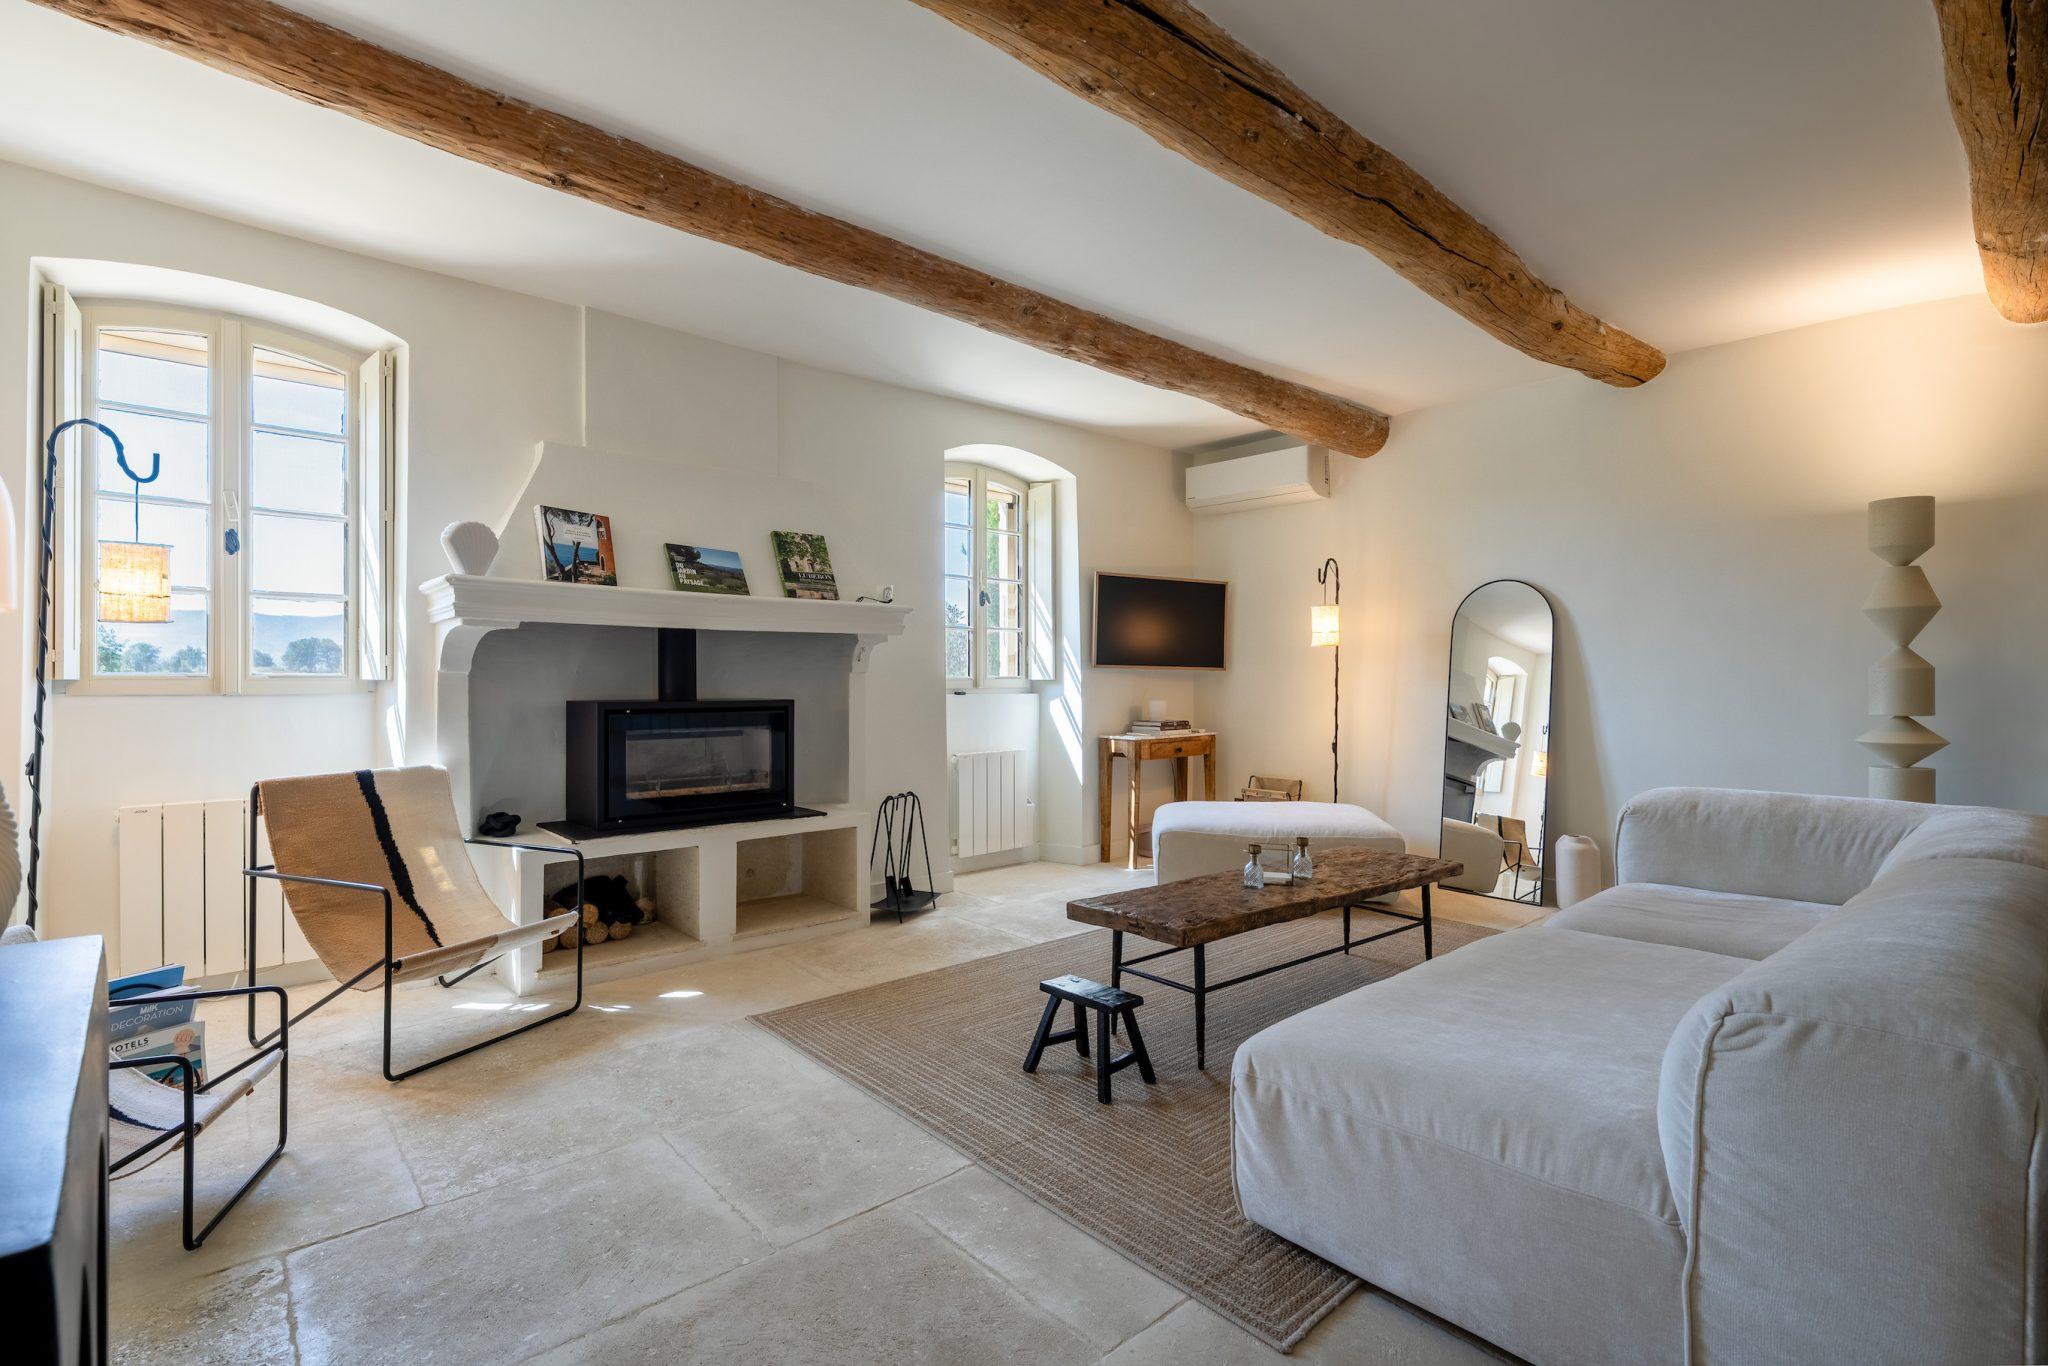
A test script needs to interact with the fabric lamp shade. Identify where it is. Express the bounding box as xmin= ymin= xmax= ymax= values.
xmin=98 ymin=540 xmax=172 ymax=623
xmin=1310 ymin=603 xmax=1340 ymax=648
